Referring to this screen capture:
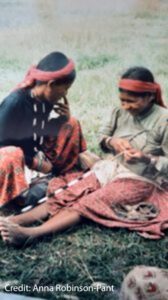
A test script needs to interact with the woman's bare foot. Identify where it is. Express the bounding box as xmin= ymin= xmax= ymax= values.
xmin=0 ymin=203 xmax=49 ymax=226
xmin=0 ymin=219 xmax=33 ymax=246
xmin=0 ymin=215 xmax=19 ymax=223
xmin=0 ymin=208 xmax=82 ymax=246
